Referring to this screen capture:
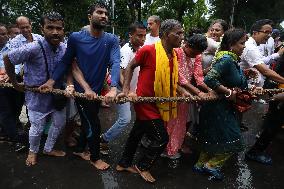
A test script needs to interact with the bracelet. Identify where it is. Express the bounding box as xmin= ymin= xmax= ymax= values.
xmin=66 ymin=85 xmax=74 ymax=88
xmin=225 ymin=89 xmax=232 ymax=98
